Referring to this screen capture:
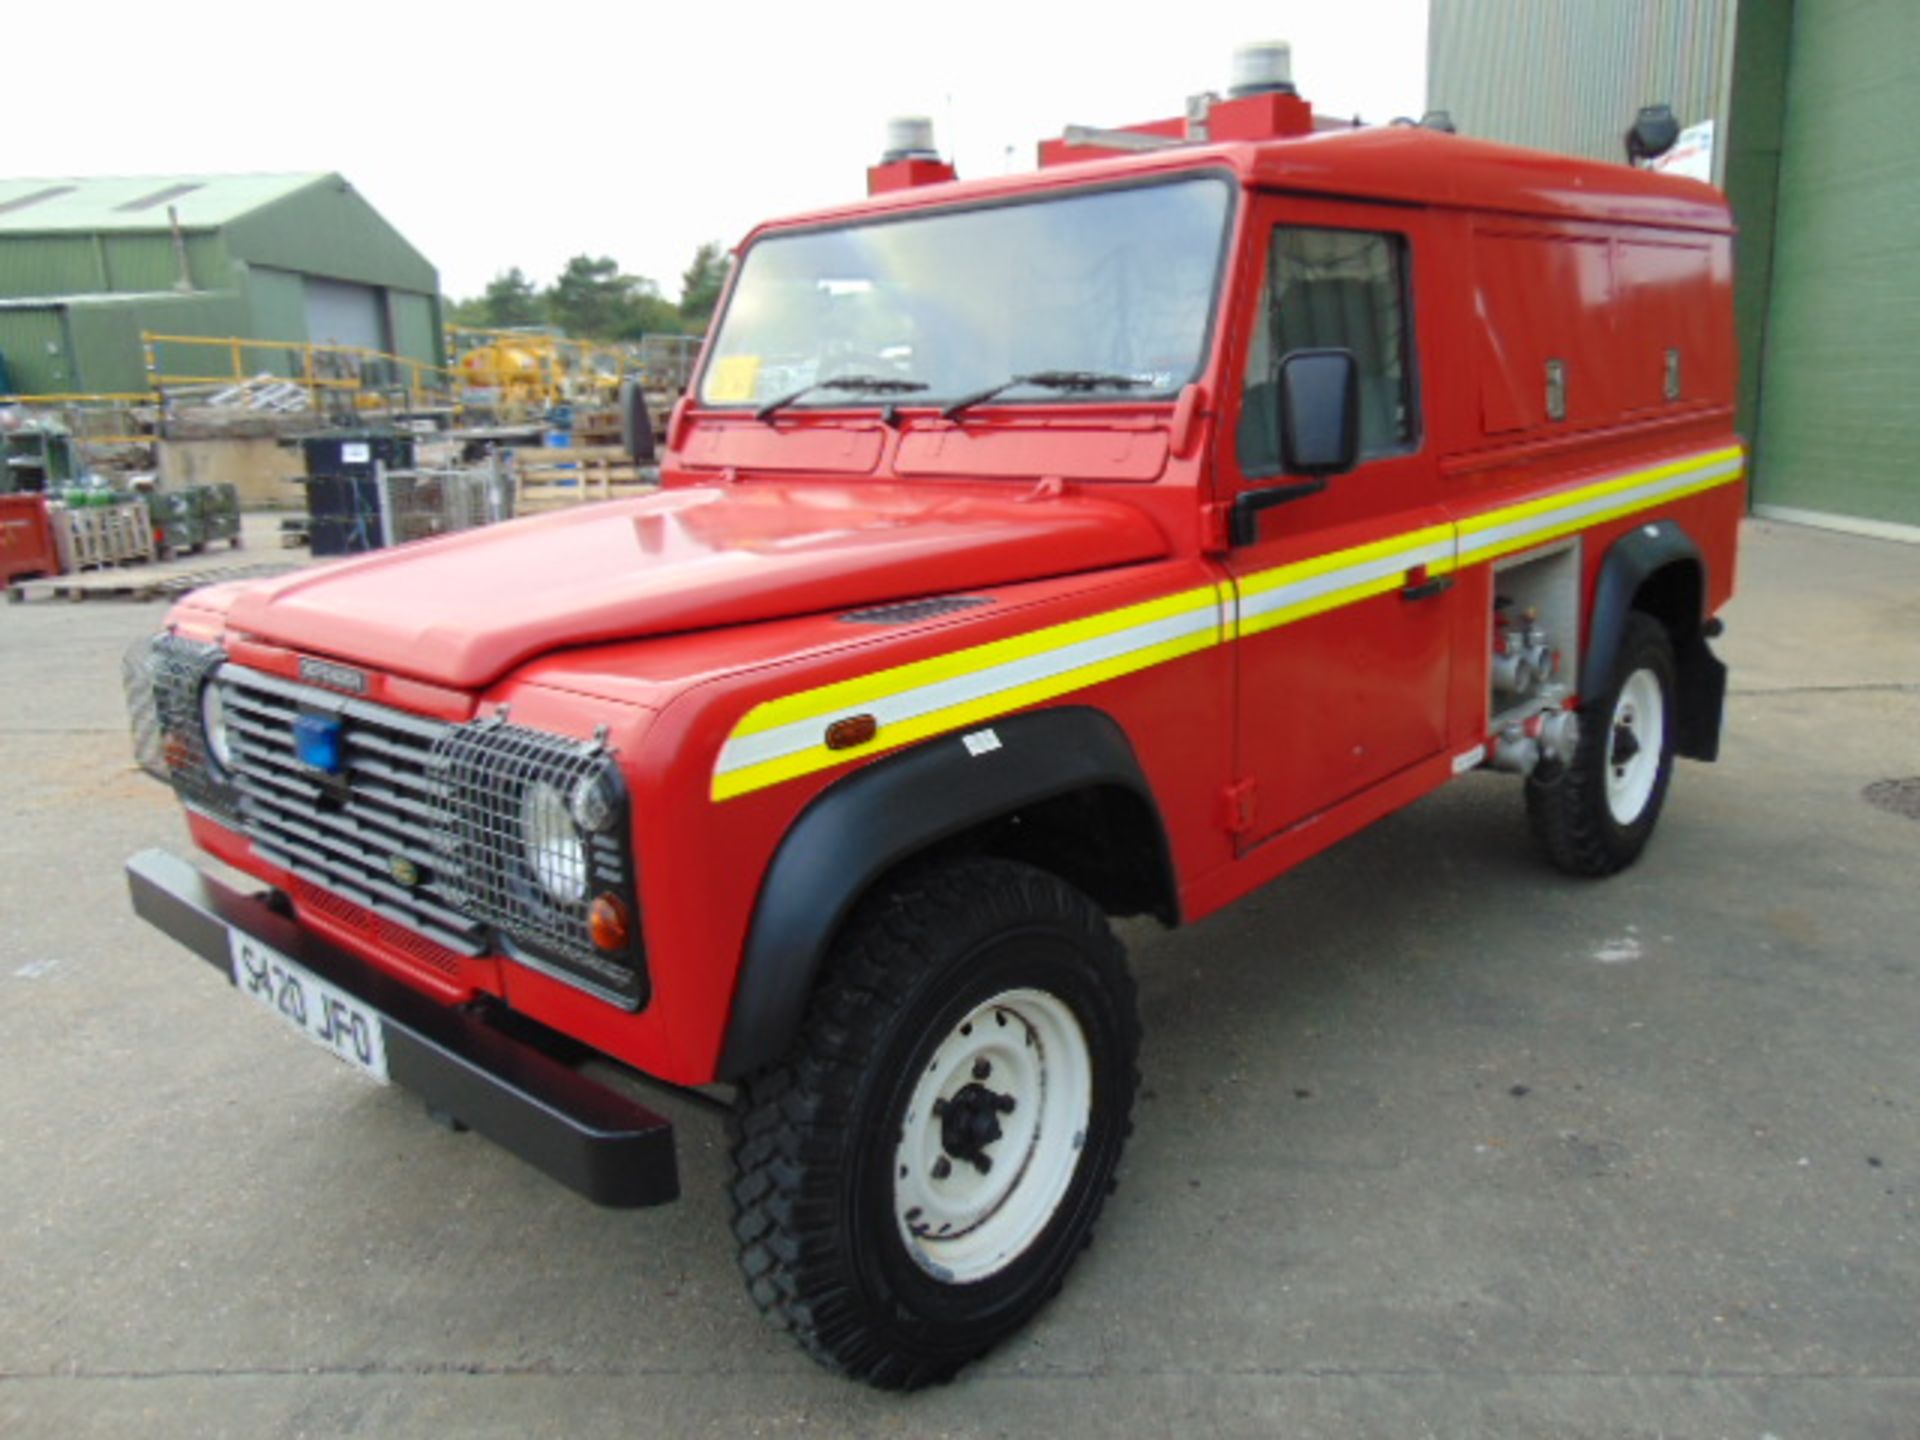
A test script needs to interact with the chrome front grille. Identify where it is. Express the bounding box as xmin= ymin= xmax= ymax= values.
xmin=128 ymin=636 xmax=646 ymax=1008
xmin=220 ymin=668 xmax=489 ymax=957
